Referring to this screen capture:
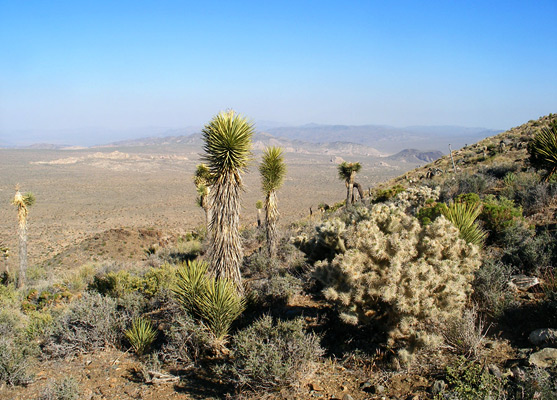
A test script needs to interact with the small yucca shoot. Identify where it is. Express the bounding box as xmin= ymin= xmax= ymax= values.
xmin=173 ymin=260 xmax=210 ymax=316
xmin=196 ymin=277 xmax=246 ymax=341
xmin=442 ymin=201 xmax=488 ymax=246
xmin=125 ymin=317 xmax=157 ymax=356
